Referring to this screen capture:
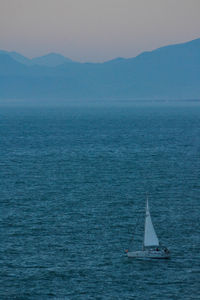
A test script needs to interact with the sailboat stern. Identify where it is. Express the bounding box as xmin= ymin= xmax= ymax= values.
xmin=127 ymin=247 xmax=170 ymax=259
